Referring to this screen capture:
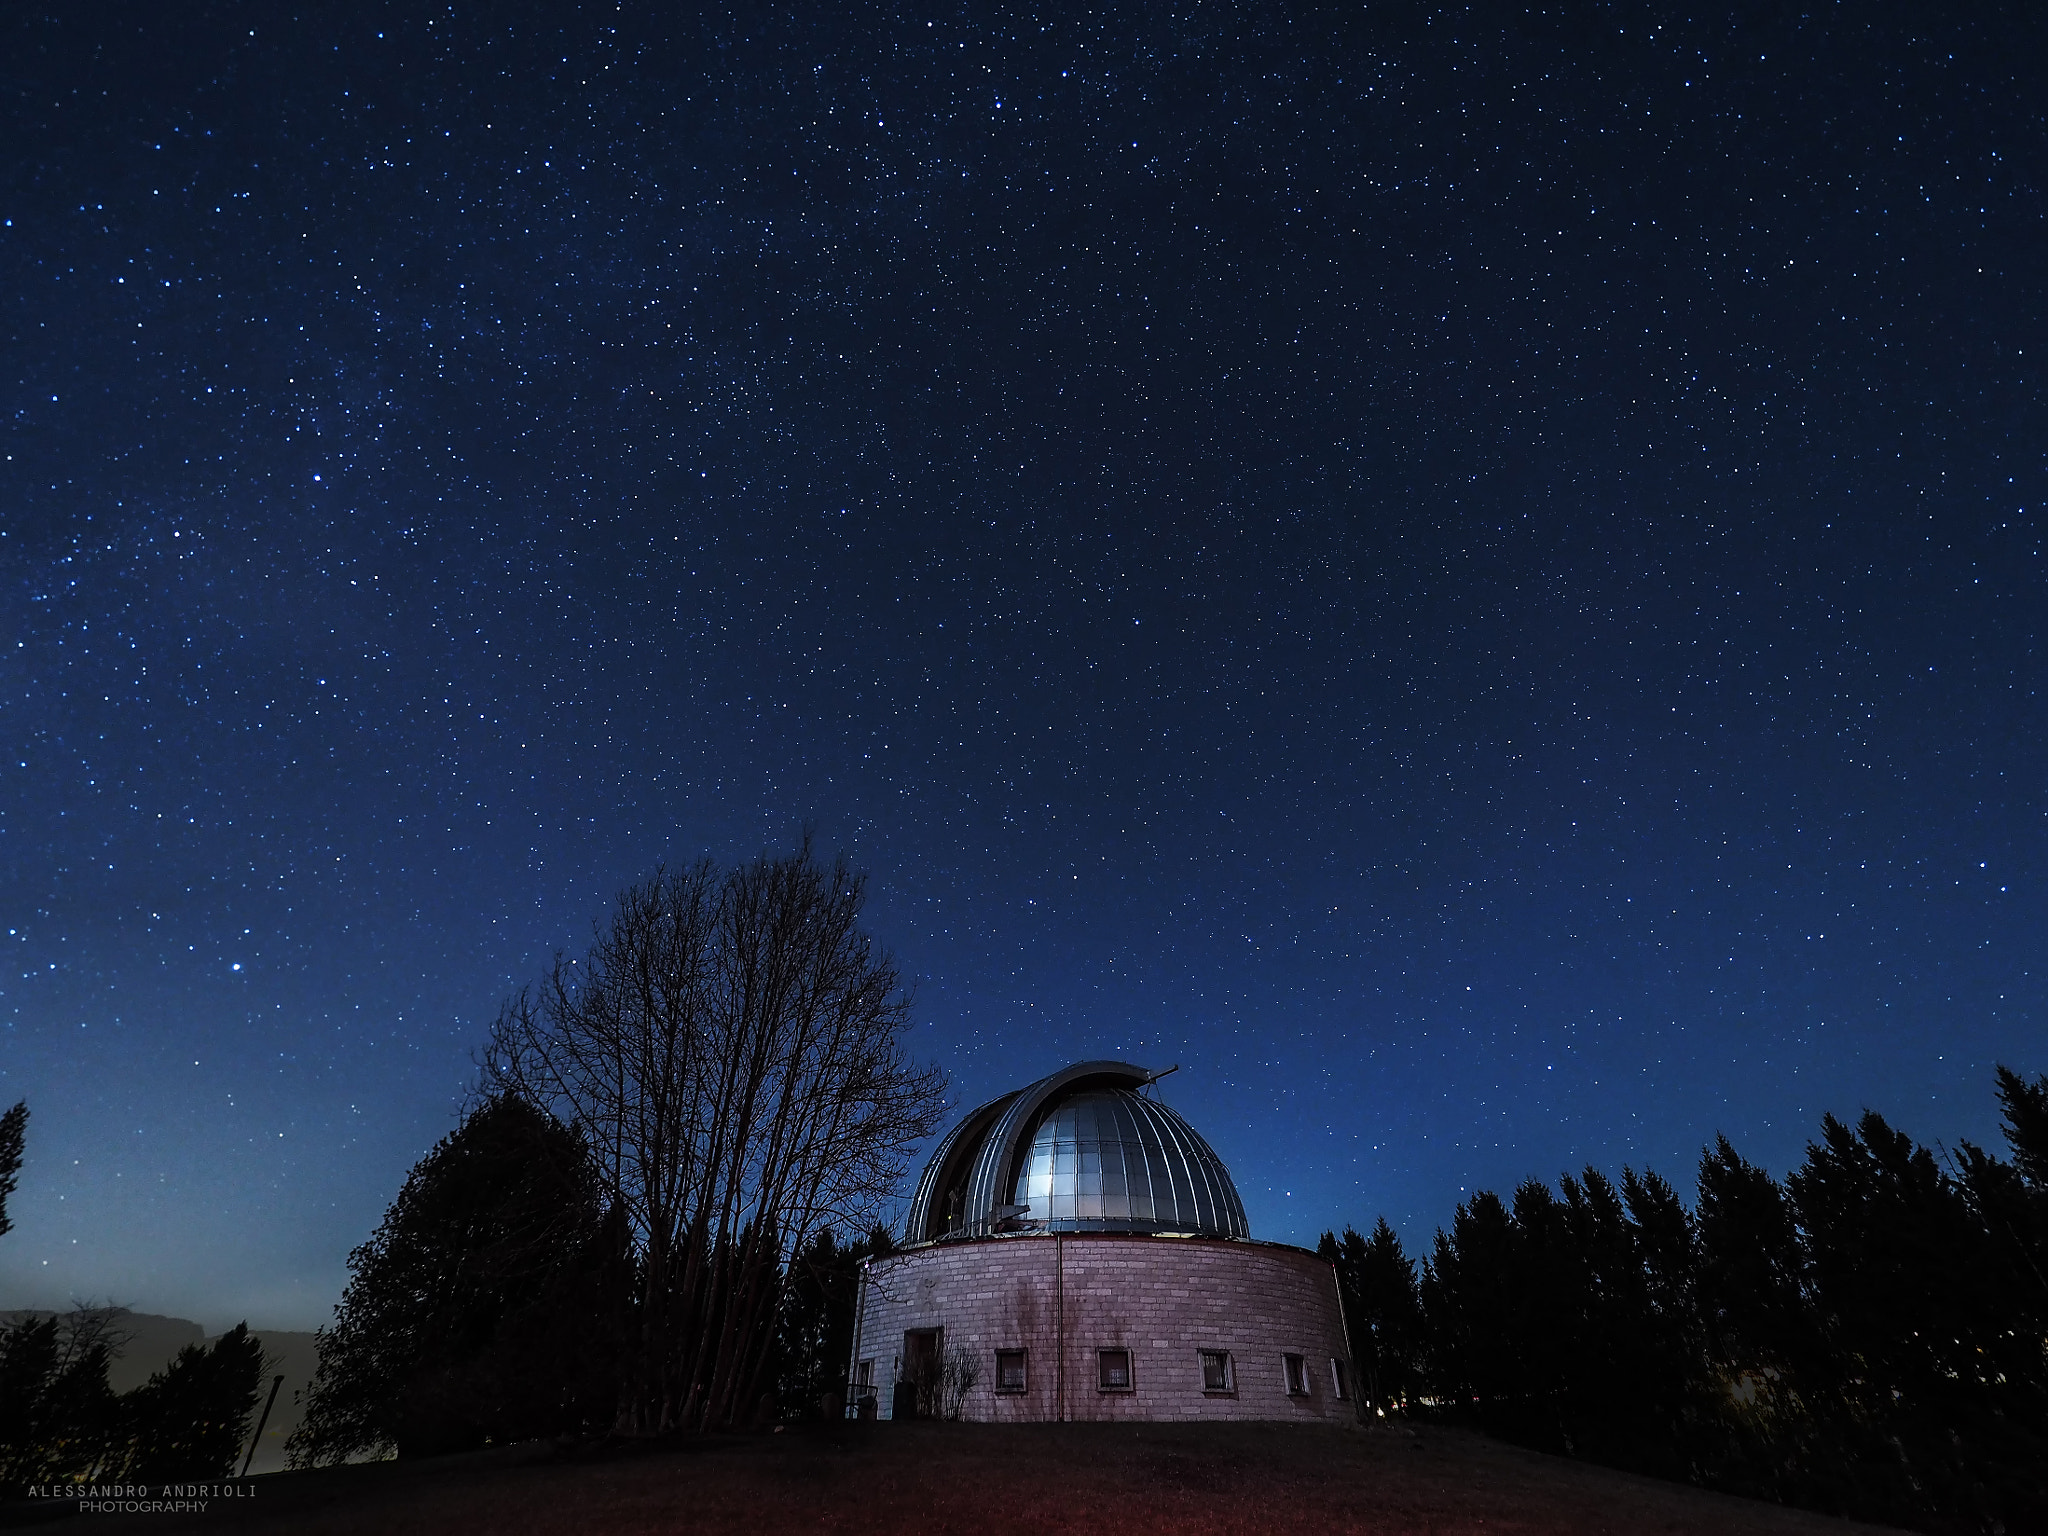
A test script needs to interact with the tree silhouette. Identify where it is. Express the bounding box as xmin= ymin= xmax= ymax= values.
xmin=1695 ymin=1135 xmax=1805 ymax=1382
xmin=0 ymin=1106 xmax=120 ymax=1494
xmin=1783 ymin=1106 xmax=2047 ymax=1527
xmin=1957 ymin=1067 xmax=2048 ymax=1424
xmin=1320 ymin=1219 xmax=1420 ymax=1414
xmin=290 ymin=1094 xmax=626 ymax=1465
xmin=1993 ymin=1066 xmax=2048 ymax=1188
xmin=775 ymin=1223 xmax=894 ymax=1417
xmin=110 ymin=1324 xmax=267 ymax=1484
xmin=0 ymin=1101 xmax=25 ymax=1240
xmin=1419 ymin=1188 xmax=1517 ymax=1414
xmin=484 ymin=841 xmax=946 ymax=1434
xmin=0 ymin=1312 xmax=118 ymax=1491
